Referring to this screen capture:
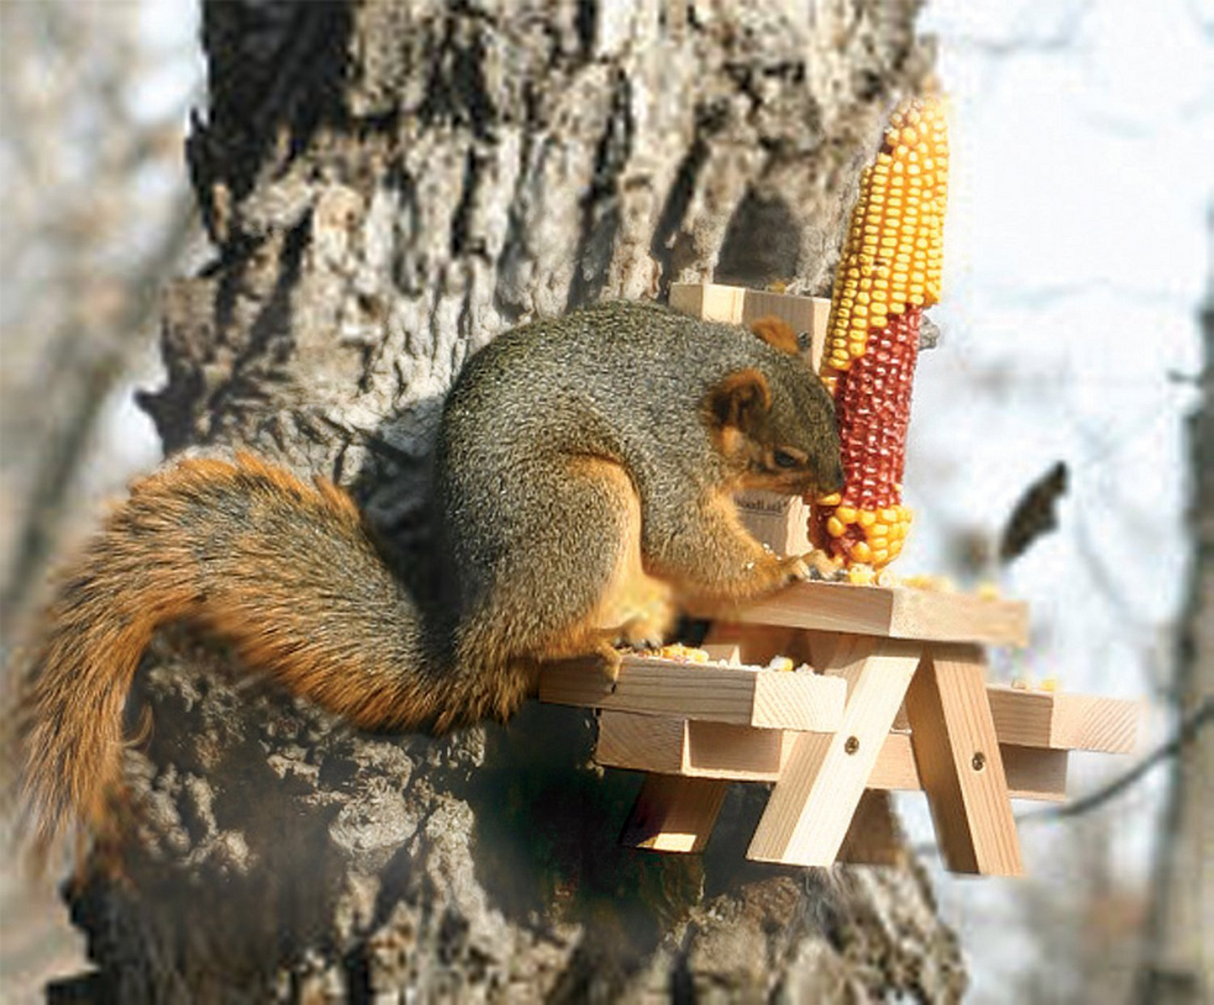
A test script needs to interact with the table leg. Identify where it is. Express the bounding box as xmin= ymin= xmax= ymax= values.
xmin=904 ymin=644 xmax=1023 ymax=875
